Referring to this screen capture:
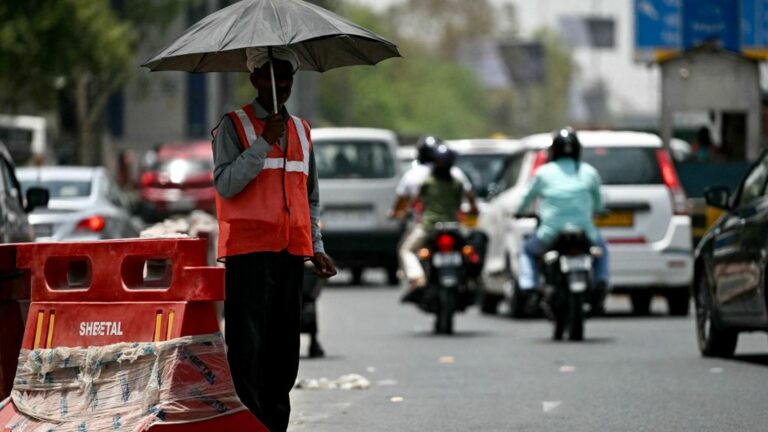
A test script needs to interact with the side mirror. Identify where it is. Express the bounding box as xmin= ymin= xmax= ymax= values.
xmin=704 ymin=185 xmax=731 ymax=210
xmin=25 ymin=187 xmax=49 ymax=212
